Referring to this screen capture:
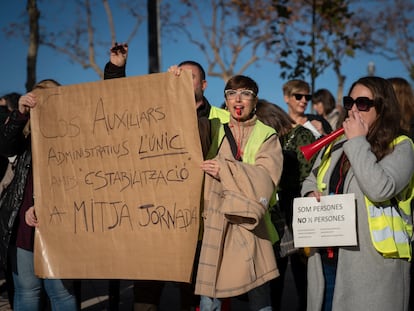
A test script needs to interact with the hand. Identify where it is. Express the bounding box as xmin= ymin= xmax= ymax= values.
xmin=167 ymin=65 xmax=181 ymax=76
xmin=18 ymin=92 xmax=37 ymax=115
xmin=201 ymin=160 xmax=220 ymax=179
xmin=25 ymin=206 xmax=38 ymax=227
xmin=110 ymin=42 xmax=128 ymax=67
xmin=343 ymin=109 xmax=368 ymax=139
xmin=307 ymin=191 xmax=322 ymax=202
